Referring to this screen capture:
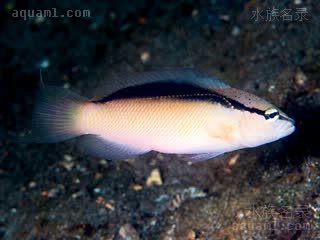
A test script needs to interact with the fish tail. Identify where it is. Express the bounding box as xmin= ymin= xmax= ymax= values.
xmin=24 ymin=86 xmax=87 ymax=143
